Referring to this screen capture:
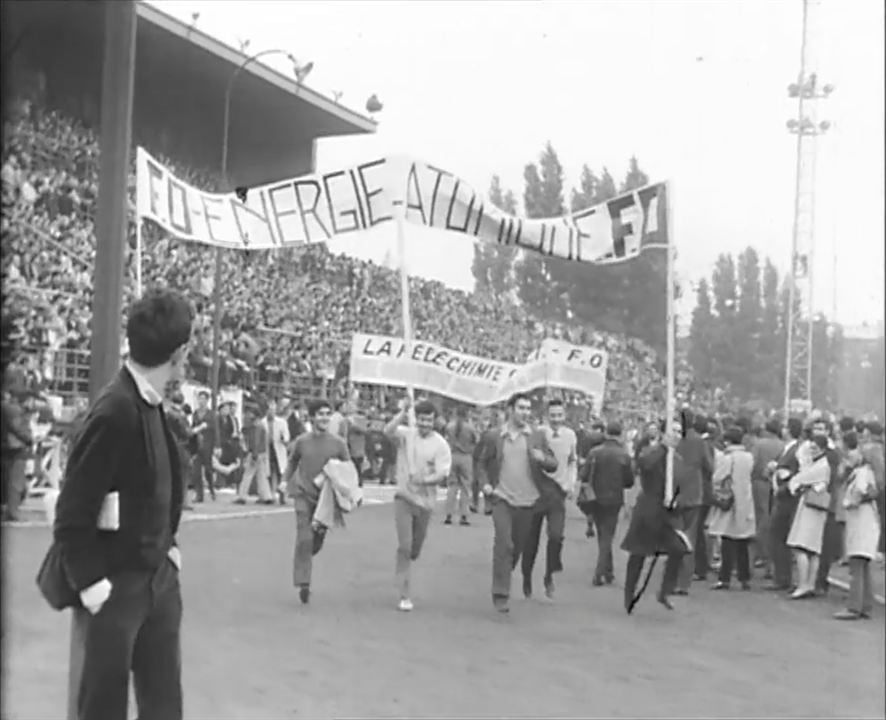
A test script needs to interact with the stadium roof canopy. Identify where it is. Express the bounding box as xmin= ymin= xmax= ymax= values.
xmin=2 ymin=0 xmax=377 ymax=185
